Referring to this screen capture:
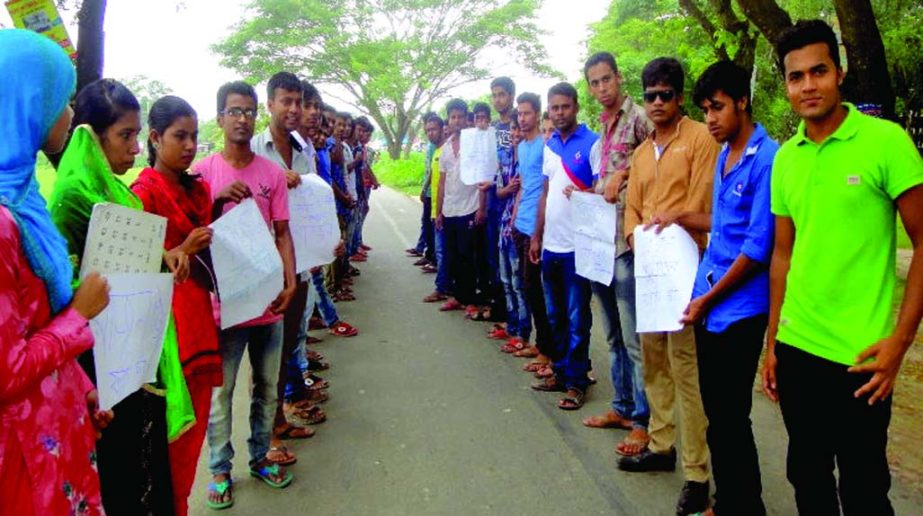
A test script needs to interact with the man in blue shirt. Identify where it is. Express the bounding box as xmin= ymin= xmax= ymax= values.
xmin=512 ymin=92 xmax=553 ymax=368
xmin=529 ymin=82 xmax=601 ymax=410
xmin=681 ymin=61 xmax=779 ymax=515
